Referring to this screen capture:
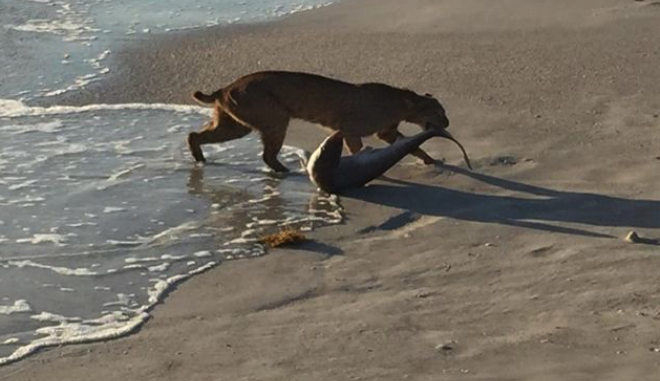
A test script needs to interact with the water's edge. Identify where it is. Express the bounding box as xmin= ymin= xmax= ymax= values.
xmin=0 ymin=0 xmax=342 ymax=365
